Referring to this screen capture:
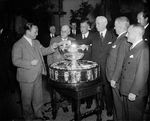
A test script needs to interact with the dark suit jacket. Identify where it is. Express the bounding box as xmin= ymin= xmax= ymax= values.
xmin=70 ymin=28 xmax=80 ymax=38
xmin=120 ymin=41 xmax=149 ymax=96
xmin=75 ymin=31 xmax=94 ymax=60
xmin=92 ymin=30 xmax=116 ymax=66
xmin=92 ymin=30 xmax=116 ymax=84
xmin=12 ymin=36 xmax=54 ymax=83
xmin=106 ymin=32 xmax=130 ymax=82
xmin=47 ymin=36 xmax=75 ymax=66
xmin=40 ymin=32 xmax=57 ymax=47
